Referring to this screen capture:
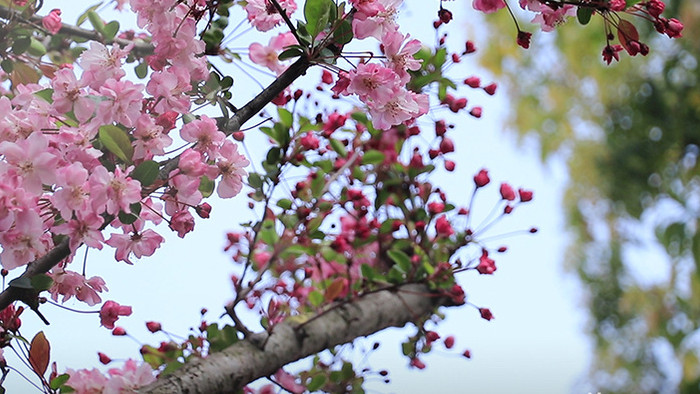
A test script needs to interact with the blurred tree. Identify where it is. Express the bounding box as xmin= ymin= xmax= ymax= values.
xmin=481 ymin=1 xmax=700 ymax=392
